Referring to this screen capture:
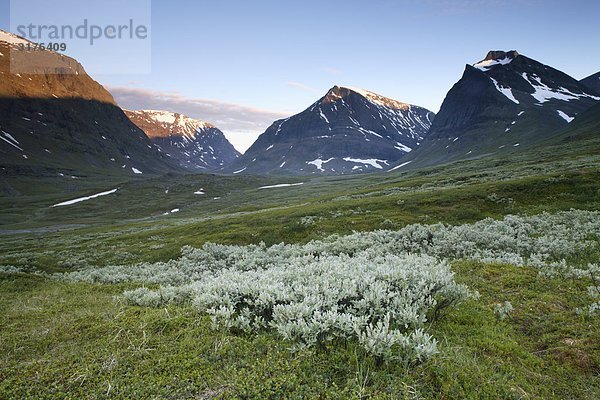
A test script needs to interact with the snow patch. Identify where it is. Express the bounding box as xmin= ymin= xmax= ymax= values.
xmin=145 ymin=110 xmax=176 ymax=124
xmin=307 ymin=157 xmax=334 ymax=172
xmin=522 ymin=73 xmax=600 ymax=103
xmin=354 ymin=126 xmax=383 ymax=138
xmin=318 ymin=107 xmax=330 ymax=124
xmin=233 ymin=167 xmax=247 ymax=174
xmin=0 ymin=134 xmax=23 ymax=151
xmin=258 ymin=182 xmax=304 ymax=189
xmin=51 ymin=189 xmax=118 ymax=207
xmin=131 ymin=167 xmax=143 ymax=174
xmin=2 ymin=130 xmax=19 ymax=144
xmin=342 ymin=86 xmax=410 ymax=110
xmin=489 ymin=77 xmax=519 ymax=104
xmin=556 ymin=110 xmax=574 ymax=123
xmin=394 ymin=142 xmax=412 ymax=152
xmin=274 ymin=118 xmax=289 ymax=135
xmin=388 ymin=160 xmax=413 ymax=172
xmin=342 ymin=157 xmax=387 ymax=169
xmin=473 ymin=56 xmax=513 ymax=71
xmin=0 ymin=31 xmax=30 ymax=46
